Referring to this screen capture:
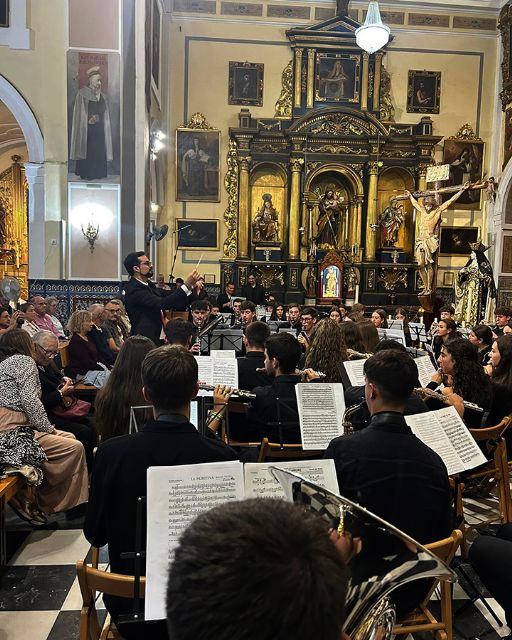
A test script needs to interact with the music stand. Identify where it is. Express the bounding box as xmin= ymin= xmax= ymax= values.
xmin=129 ymin=406 xmax=153 ymax=434
xmin=387 ymin=319 xmax=403 ymax=331
xmin=377 ymin=327 xmax=406 ymax=346
xmin=118 ymin=496 xmax=146 ymax=626
xmin=409 ymin=322 xmax=428 ymax=344
xmin=210 ymin=329 xmax=244 ymax=351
